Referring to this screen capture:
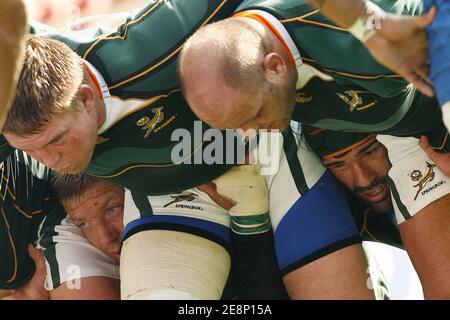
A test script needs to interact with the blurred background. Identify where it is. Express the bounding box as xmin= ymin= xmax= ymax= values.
xmin=24 ymin=0 xmax=151 ymax=29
